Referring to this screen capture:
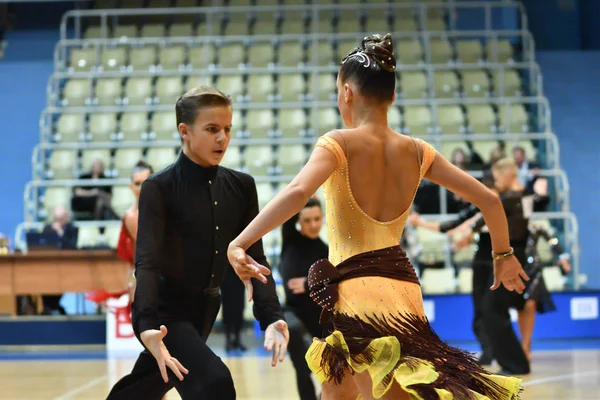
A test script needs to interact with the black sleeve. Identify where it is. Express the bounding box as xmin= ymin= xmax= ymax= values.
xmin=533 ymin=194 xmax=550 ymax=212
xmin=242 ymin=177 xmax=285 ymax=330
xmin=133 ymin=179 xmax=166 ymax=333
xmin=439 ymin=204 xmax=480 ymax=233
xmin=41 ymin=225 xmax=53 ymax=235
xmin=536 ymin=227 xmax=565 ymax=258
xmin=471 ymin=215 xmax=486 ymax=232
